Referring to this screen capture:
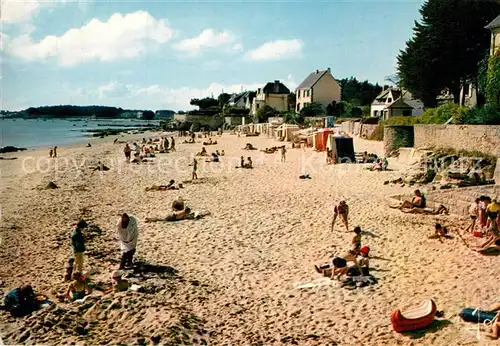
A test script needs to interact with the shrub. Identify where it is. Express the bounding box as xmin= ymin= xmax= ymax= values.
xmin=368 ymin=124 xmax=384 ymax=141
xmin=455 ymin=104 xmax=500 ymax=125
